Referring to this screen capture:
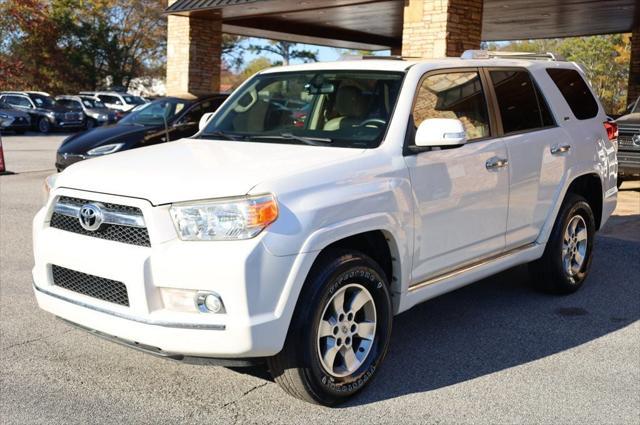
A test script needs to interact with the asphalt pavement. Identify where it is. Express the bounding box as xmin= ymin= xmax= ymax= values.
xmin=1 ymin=133 xmax=639 ymax=424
